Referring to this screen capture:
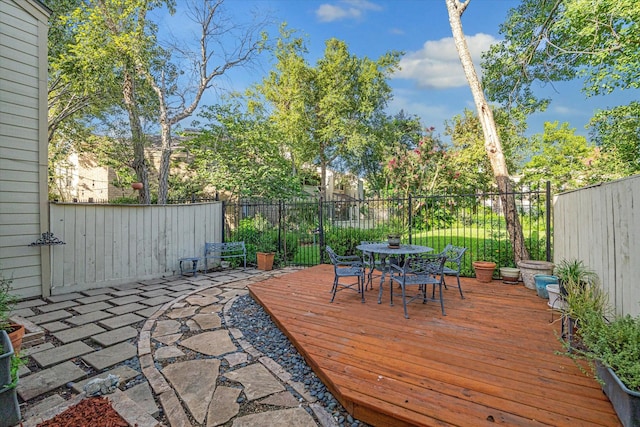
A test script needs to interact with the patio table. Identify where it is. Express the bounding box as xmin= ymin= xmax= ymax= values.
xmin=356 ymin=243 xmax=433 ymax=304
